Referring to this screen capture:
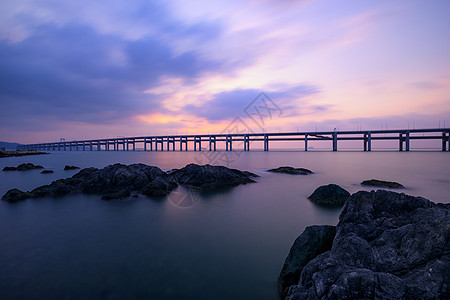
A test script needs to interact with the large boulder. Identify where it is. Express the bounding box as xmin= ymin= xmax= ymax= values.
xmin=1 ymin=189 xmax=31 ymax=202
xmin=308 ymin=184 xmax=350 ymax=206
xmin=282 ymin=190 xmax=450 ymax=299
xmin=171 ymin=163 xmax=258 ymax=190
xmin=267 ymin=166 xmax=313 ymax=175
xmin=278 ymin=225 xmax=336 ymax=299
